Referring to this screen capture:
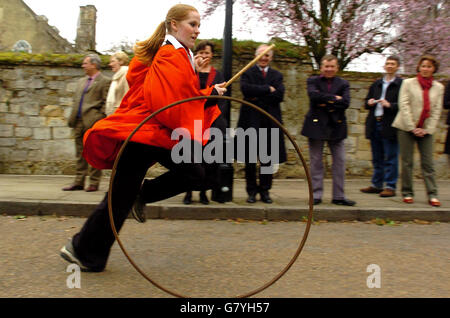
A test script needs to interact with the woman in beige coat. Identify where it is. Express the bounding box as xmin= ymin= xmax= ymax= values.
xmin=105 ymin=51 xmax=130 ymax=116
xmin=392 ymin=55 xmax=444 ymax=207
